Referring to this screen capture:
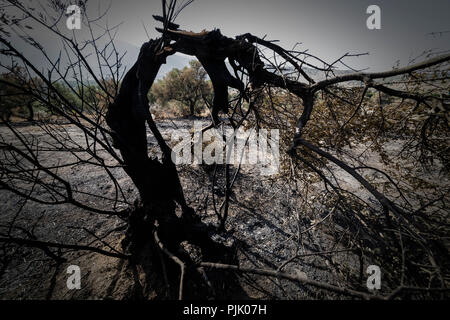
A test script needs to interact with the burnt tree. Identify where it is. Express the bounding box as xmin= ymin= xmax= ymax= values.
xmin=1 ymin=0 xmax=449 ymax=300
